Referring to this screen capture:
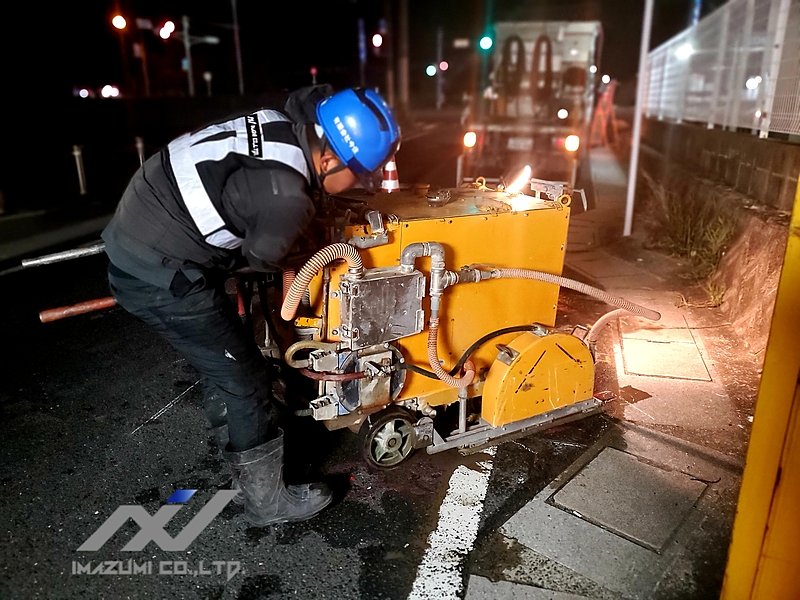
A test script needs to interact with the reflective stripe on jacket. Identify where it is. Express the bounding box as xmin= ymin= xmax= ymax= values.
xmin=168 ymin=110 xmax=310 ymax=250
